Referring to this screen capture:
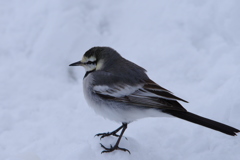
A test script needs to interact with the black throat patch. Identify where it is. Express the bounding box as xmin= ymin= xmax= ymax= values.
xmin=84 ymin=69 xmax=96 ymax=79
